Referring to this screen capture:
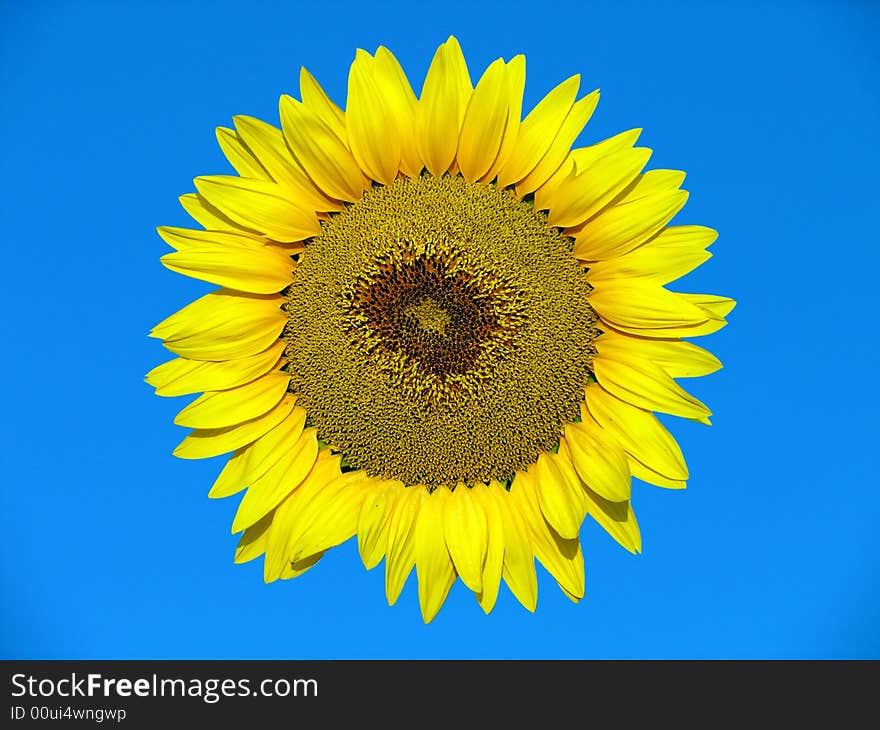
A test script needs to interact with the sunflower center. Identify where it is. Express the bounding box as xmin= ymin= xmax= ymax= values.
xmin=405 ymin=297 xmax=450 ymax=336
xmin=284 ymin=174 xmax=600 ymax=488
